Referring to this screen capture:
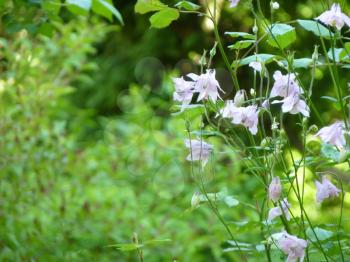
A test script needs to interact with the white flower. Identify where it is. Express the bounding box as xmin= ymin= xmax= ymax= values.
xmin=316 ymin=3 xmax=350 ymax=30
xmin=268 ymin=177 xmax=282 ymax=202
xmin=280 ymin=94 xmax=310 ymax=117
xmin=315 ymin=121 xmax=346 ymax=149
xmin=315 ymin=176 xmax=341 ymax=203
xmin=229 ymin=0 xmax=240 ymax=8
xmin=187 ymin=69 xmax=223 ymax=102
xmin=270 ymin=71 xmax=303 ymax=98
xmin=249 ymin=61 xmax=263 ymax=72
xmin=184 ymin=139 xmax=213 ymax=166
xmin=271 ymin=2 xmax=280 ymax=10
xmin=172 ymin=77 xmax=195 ymax=110
xmin=275 ymin=232 xmax=308 ymax=262
xmin=268 ymin=198 xmax=291 ymax=221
